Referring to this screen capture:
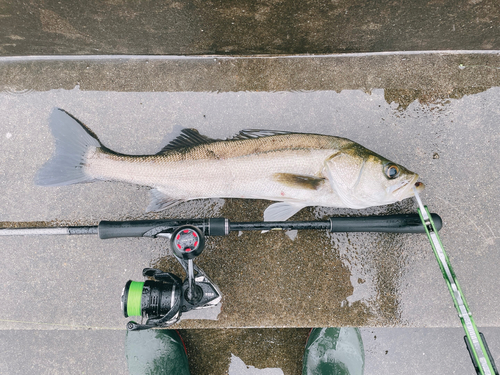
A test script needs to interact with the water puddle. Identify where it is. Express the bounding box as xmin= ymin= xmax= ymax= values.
xmin=229 ymin=354 xmax=284 ymax=375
